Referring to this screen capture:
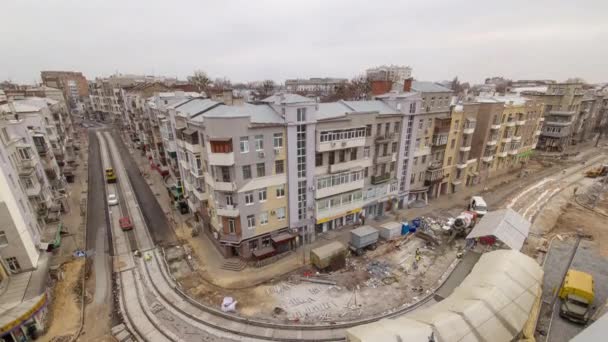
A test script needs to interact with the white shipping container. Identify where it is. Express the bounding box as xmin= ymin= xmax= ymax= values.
xmin=379 ymin=221 xmax=402 ymax=240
